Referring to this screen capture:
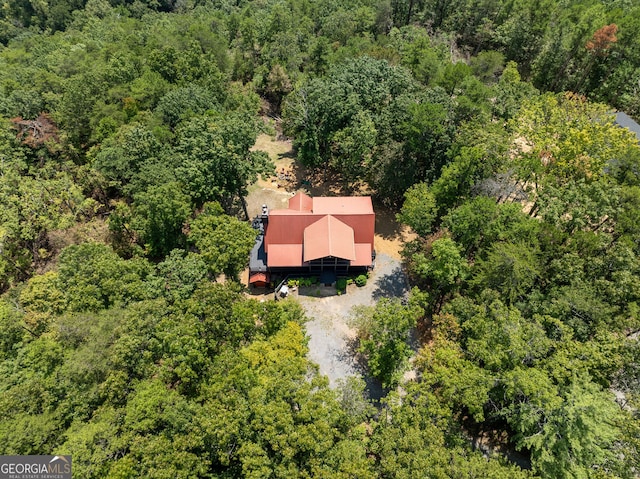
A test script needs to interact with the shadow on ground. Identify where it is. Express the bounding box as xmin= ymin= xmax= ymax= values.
xmin=373 ymin=198 xmax=405 ymax=240
xmin=297 ymin=285 xmax=339 ymax=298
xmin=296 ymin=254 xmax=411 ymax=406
xmin=336 ymin=336 xmax=388 ymax=404
xmin=372 ymin=265 xmax=410 ymax=301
